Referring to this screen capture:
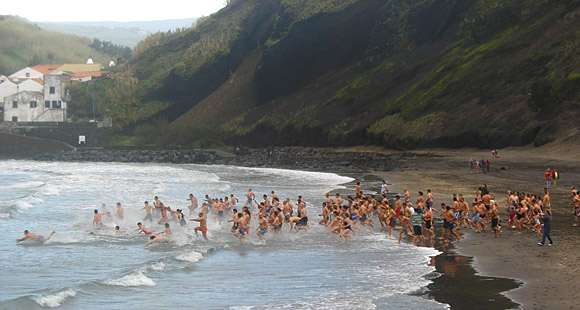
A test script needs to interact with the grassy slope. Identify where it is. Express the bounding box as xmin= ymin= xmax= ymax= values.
xmin=0 ymin=16 xmax=111 ymax=75
xmin=126 ymin=0 xmax=580 ymax=148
